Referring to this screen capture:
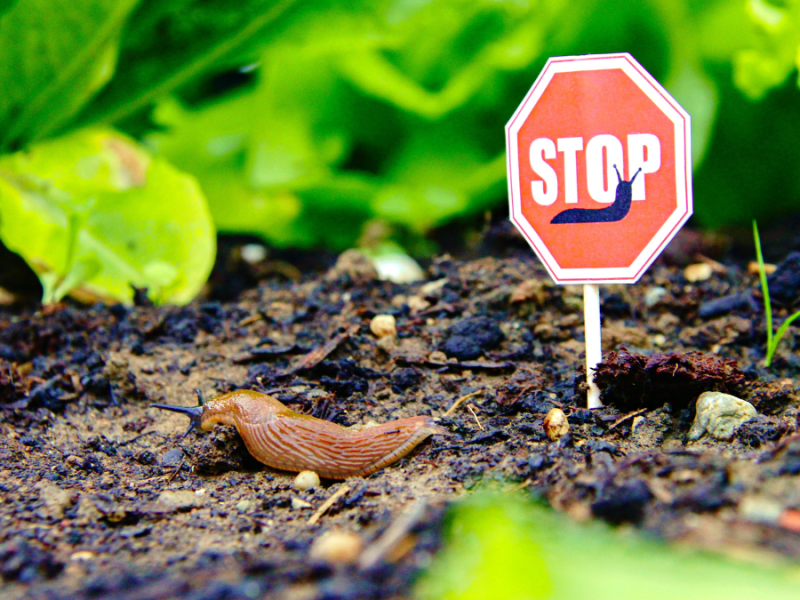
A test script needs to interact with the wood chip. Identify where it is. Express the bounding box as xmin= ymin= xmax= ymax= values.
xmin=280 ymin=326 xmax=358 ymax=376
xmin=443 ymin=389 xmax=483 ymax=417
xmin=307 ymin=485 xmax=351 ymax=526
